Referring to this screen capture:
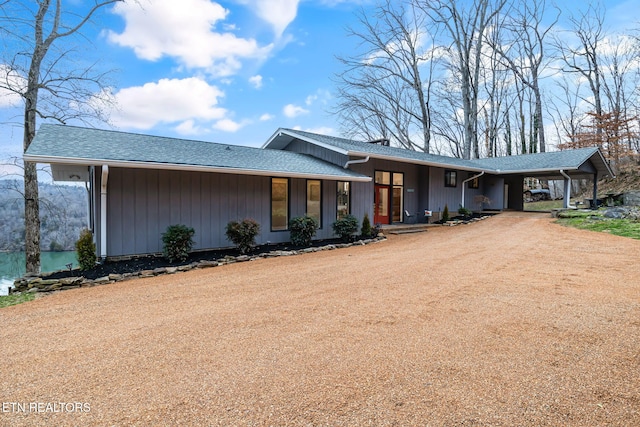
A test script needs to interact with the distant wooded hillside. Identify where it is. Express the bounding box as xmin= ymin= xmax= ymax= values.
xmin=0 ymin=180 xmax=88 ymax=252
